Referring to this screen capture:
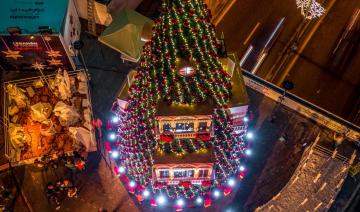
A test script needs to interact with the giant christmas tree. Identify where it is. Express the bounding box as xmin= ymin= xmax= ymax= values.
xmin=116 ymin=0 xmax=247 ymax=204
